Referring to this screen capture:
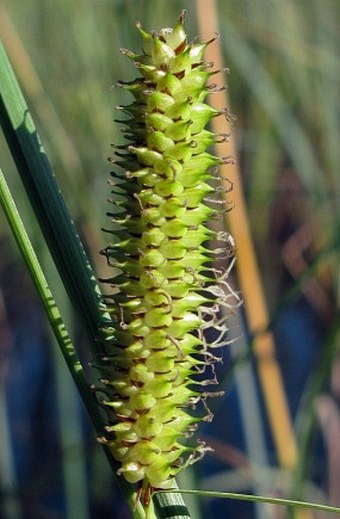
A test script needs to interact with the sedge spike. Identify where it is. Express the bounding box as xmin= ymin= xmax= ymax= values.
xmin=97 ymin=10 xmax=238 ymax=509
